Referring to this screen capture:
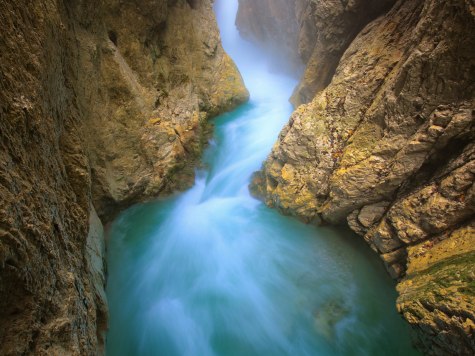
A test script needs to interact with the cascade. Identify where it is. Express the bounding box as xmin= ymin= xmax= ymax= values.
xmin=106 ymin=1 xmax=418 ymax=354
